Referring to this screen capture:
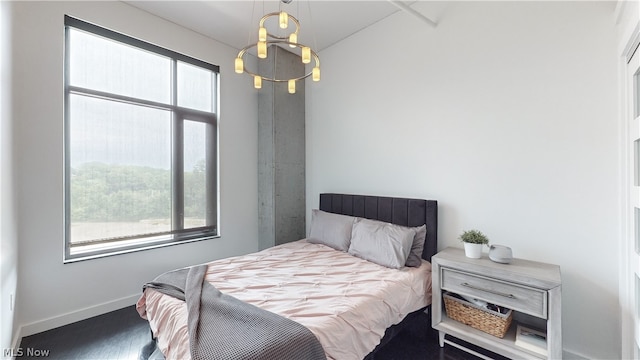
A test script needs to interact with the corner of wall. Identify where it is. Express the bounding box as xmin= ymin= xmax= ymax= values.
xmin=0 ymin=0 xmax=19 ymax=356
